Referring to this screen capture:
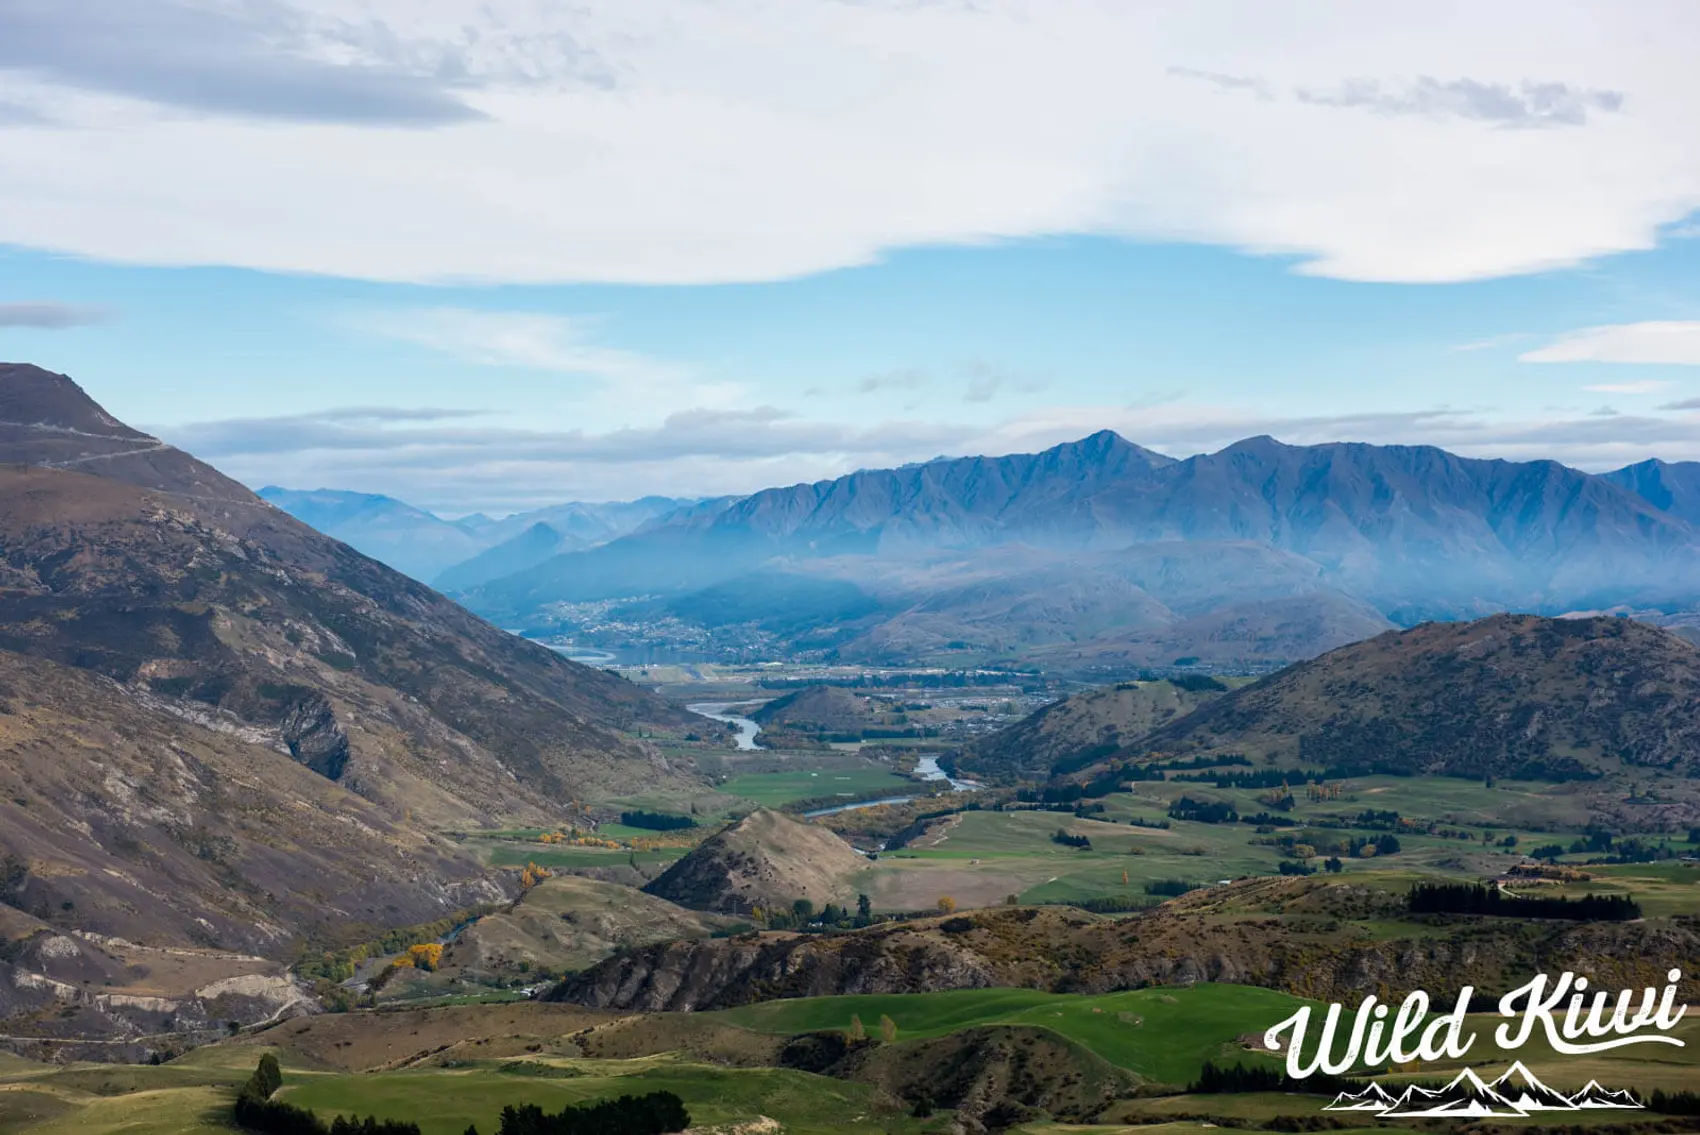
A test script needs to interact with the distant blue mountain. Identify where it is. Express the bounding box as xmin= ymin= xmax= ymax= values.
xmin=455 ymin=432 xmax=1700 ymax=669
xmin=258 ymin=488 xmax=711 ymax=586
